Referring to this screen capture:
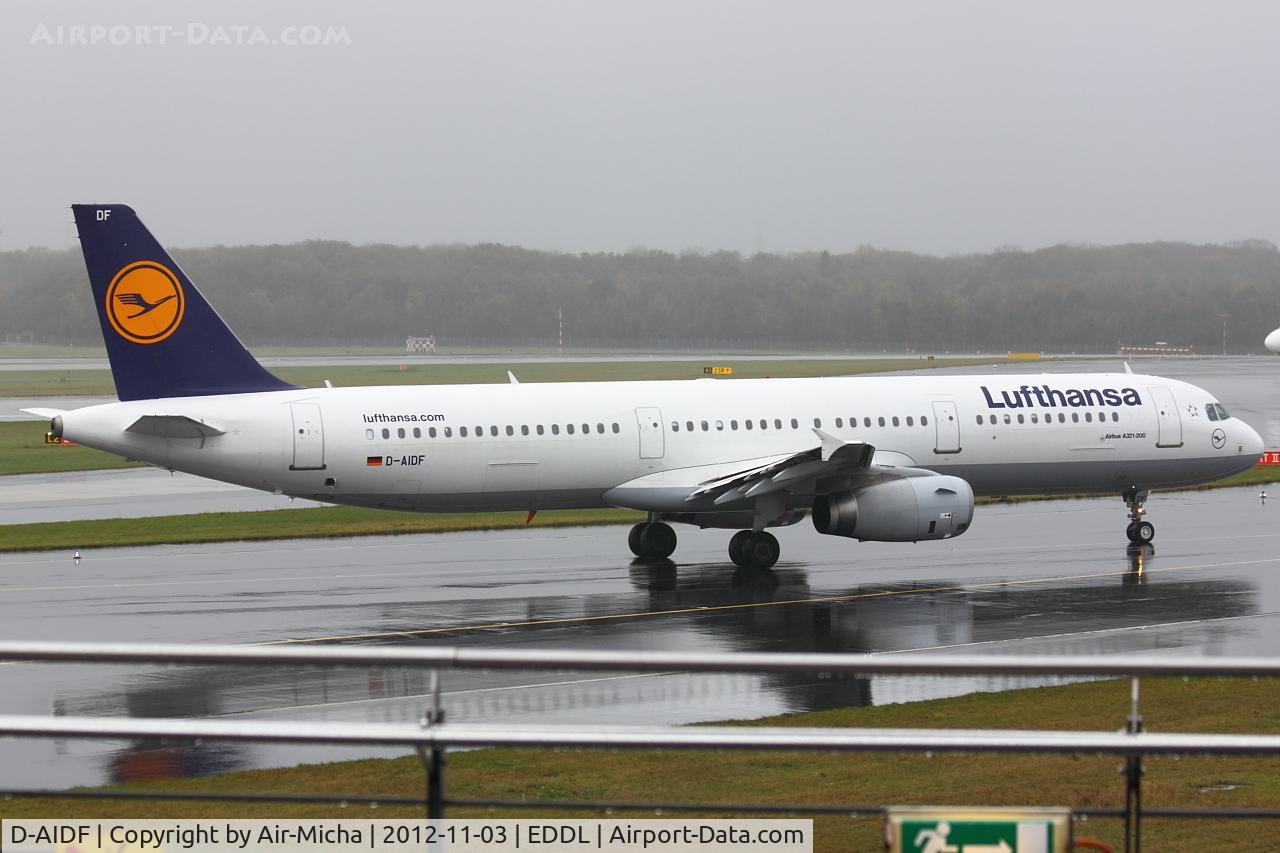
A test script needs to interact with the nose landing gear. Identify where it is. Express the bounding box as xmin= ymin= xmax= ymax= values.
xmin=1123 ymin=487 xmax=1154 ymax=545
